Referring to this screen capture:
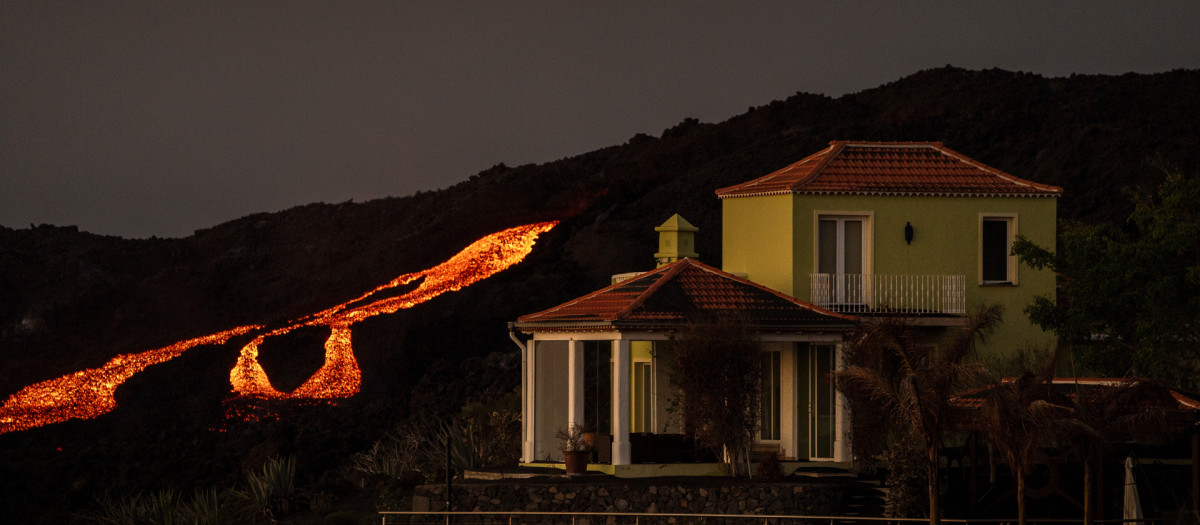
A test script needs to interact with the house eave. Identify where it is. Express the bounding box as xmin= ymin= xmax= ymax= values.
xmin=718 ymin=189 xmax=1062 ymax=200
xmin=514 ymin=320 xmax=856 ymax=335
